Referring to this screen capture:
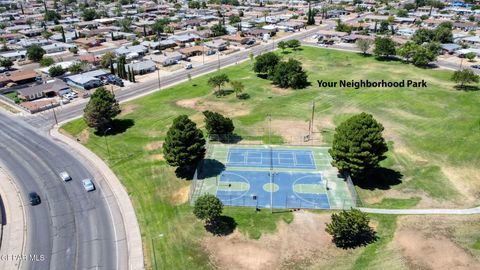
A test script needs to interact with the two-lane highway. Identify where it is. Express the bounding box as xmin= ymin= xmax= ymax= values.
xmin=0 ymin=111 xmax=127 ymax=270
